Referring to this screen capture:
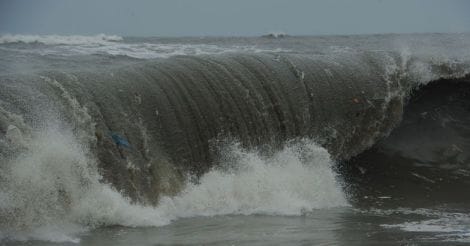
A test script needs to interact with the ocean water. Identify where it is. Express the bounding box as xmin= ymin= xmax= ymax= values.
xmin=0 ymin=33 xmax=469 ymax=245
